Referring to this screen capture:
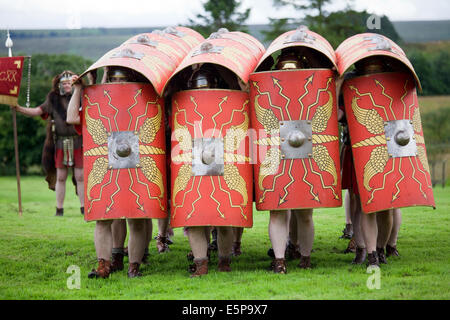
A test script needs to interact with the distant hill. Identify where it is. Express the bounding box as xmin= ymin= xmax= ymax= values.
xmin=392 ymin=20 xmax=450 ymax=43
xmin=1 ymin=20 xmax=449 ymax=61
